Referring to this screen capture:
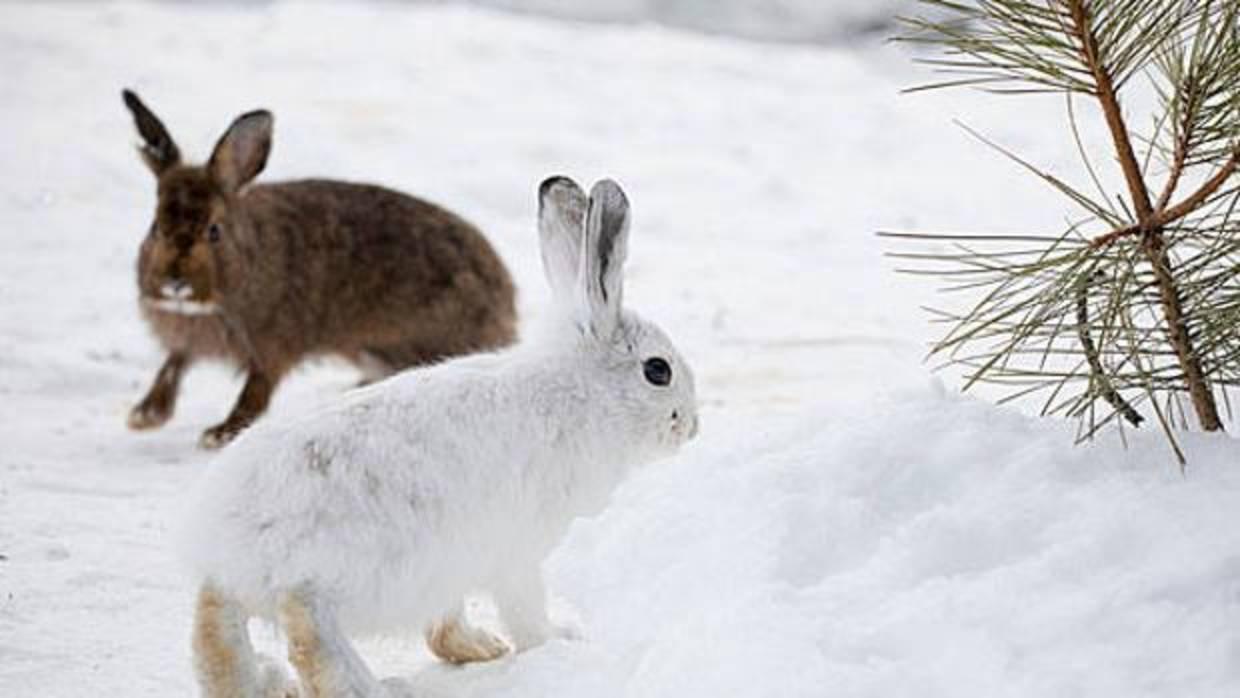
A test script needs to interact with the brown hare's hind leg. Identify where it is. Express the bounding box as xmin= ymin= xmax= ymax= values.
xmin=279 ymin=589 xmax=387 ymax=698
xmin=351 ymin=344 xmax=439 ymax=385
xmin=352 ymin=350 xmax=397 ymax=387
xmin=193 ymin=585 xmax=291 ymax=698
xmin=361 ymin=313 xmax=516 ymax=380
xmin=359 ymin=344 xmax=438 ymax=375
